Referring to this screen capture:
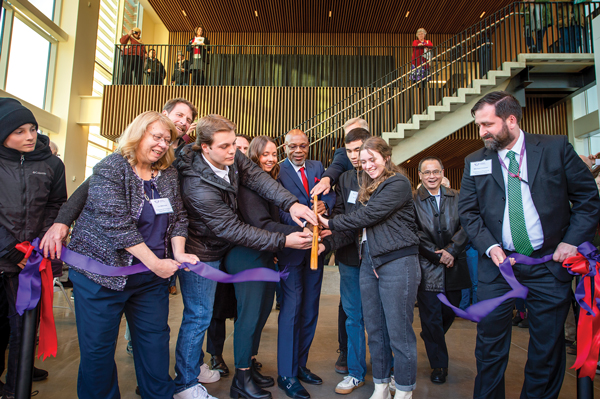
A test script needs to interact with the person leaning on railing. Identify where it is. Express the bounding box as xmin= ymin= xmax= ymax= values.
xmin=188 ymin=26 xmax=210 ymax=85
xmin=119 ymin=27 xmax=146 ymax=85
xmin=410 ymin=28 xmax=432 ymax=82
xmin=66 ymin=111 xmax=197 ymax=399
